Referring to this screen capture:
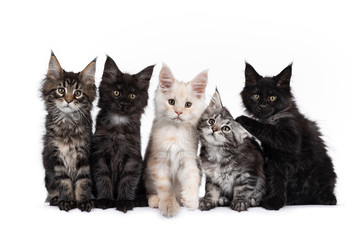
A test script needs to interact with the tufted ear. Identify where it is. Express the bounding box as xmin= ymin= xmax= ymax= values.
xmin=159 ymin=64 xmax=175 ymax=93
xmin=190 ymin=69 xmax=208 ymax=98
xmin=79 ymin=59 xmax=96 ymax=85
xmin=103 ymin=55 xmax=121 ymax=80
xmin=244 ymin=62 xmax=261 ymax=87
xmin=47 ymin=51 xmax=63 ymax=80
xmin=206 ymin=88 xmax=223 ymax=111
xmin=274 ymin=63 xmax=292 ymax=89
xmin=136 ymin=64 xmax=155 ymax=90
